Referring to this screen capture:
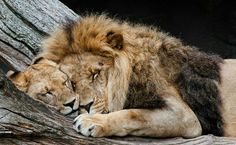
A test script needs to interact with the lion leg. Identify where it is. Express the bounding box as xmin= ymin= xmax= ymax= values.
xmin=73 ymin=96 xmax=202 ymax=138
